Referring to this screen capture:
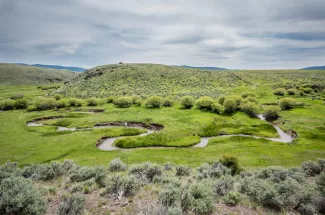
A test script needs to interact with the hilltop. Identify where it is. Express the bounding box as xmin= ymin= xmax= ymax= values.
xmin=180 ymin=65 xmax=229 ymax=70
xmin=57 ymin=63 xmax=325 ymax=98
xmin=0 ymin=63 xmax=78 ymax=85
